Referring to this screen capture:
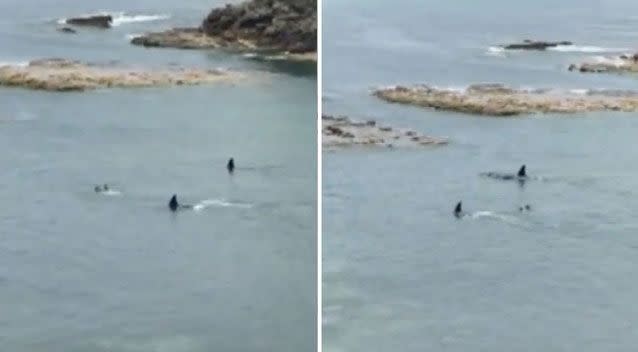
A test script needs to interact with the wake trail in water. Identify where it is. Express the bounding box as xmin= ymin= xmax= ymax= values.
xmin=192 ymin=199 xmax=253 ymax=211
